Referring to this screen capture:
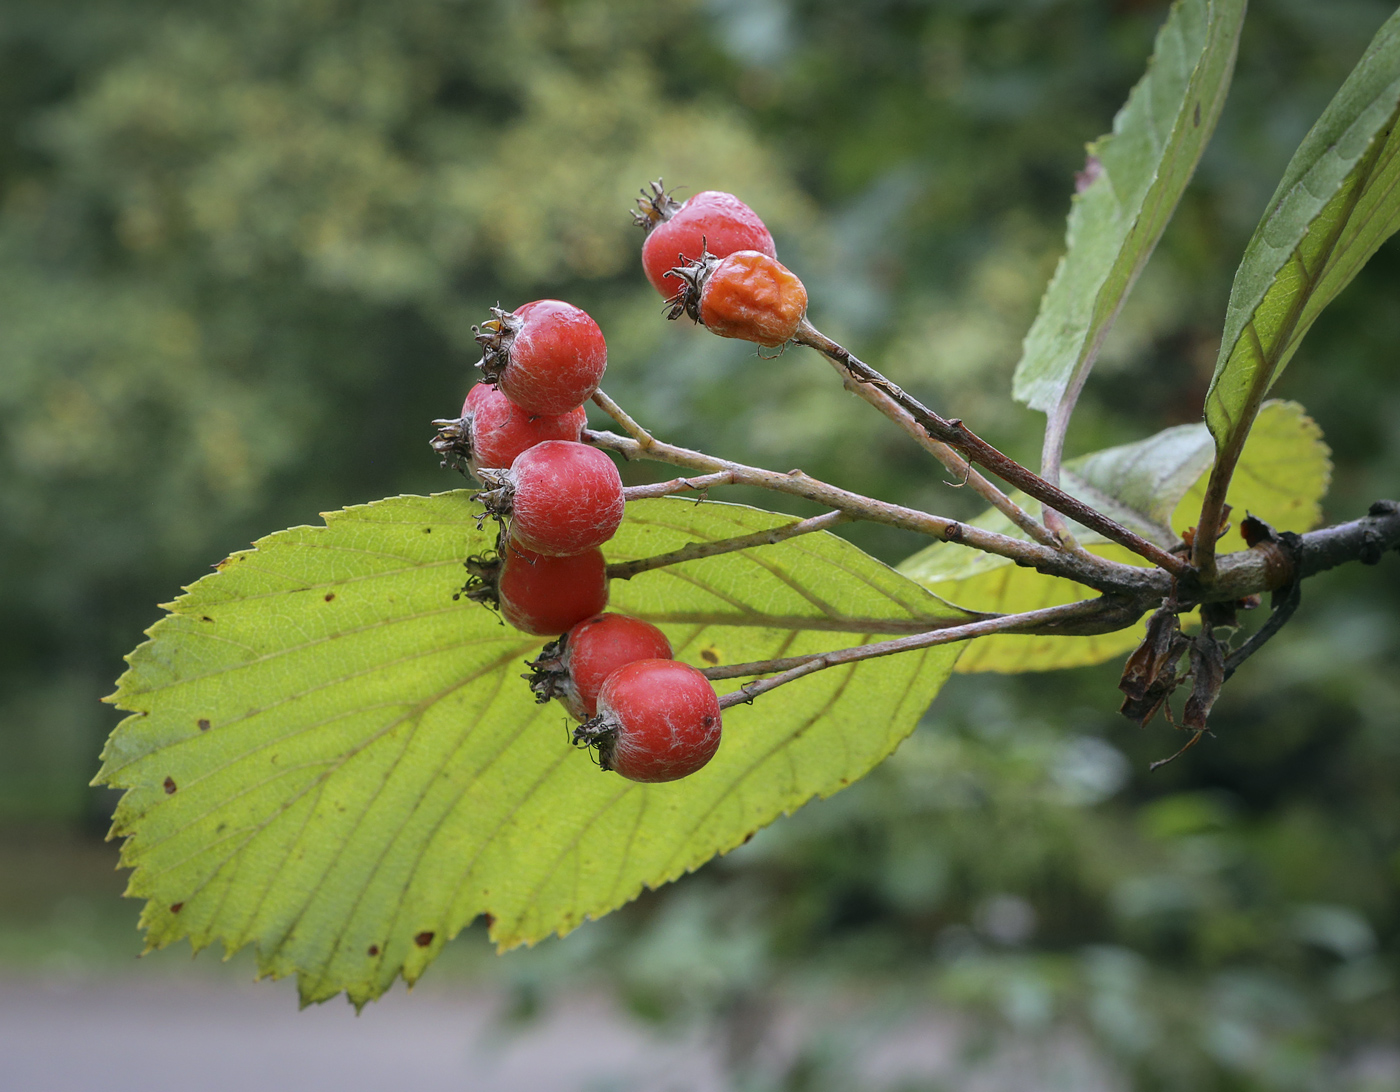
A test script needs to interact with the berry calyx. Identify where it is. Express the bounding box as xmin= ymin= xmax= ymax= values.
xmin=636 ymin=183 xmax=776 ymax=297
xmin=432 ymin=384 xmax=587 ymax=478
xmin=474 ymin=299 xmax=607 ymax=416
xmin=667 ymin=250 xmax=808 ymax=348
xmin=494 ymin=542 xmax=609 ymax=636
xmin=573 ymin=660 xmax=722 ymax=783
xmin=527 ymin=613 xmax=673 ymax=721
xmin=477 ymin=440 xmax=624 ymax=556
